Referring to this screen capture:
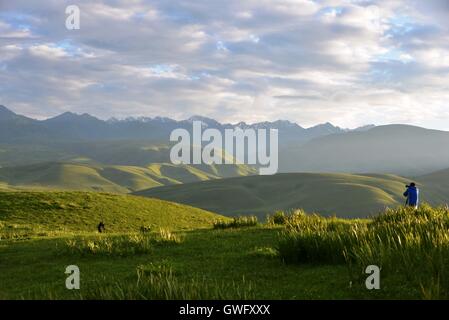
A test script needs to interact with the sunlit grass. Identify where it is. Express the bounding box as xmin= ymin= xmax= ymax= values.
xmin=213 ymin=216 xmax=258 ymax=229
xmin=276 ymin=204 xmax=449 ymax=299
